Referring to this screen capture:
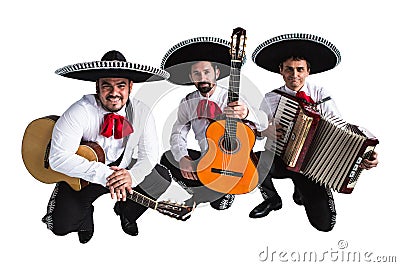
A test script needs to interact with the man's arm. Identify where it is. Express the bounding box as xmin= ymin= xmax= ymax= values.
xmin=49 ymin=102 xmax=113 ymax=187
